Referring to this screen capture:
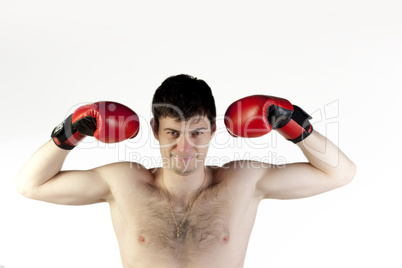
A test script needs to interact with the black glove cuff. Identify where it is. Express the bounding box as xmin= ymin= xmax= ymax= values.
xmin=288 ymin=105 xmax=313 ymax=143
xmin=51 ymin=114 xmax=77 ymax=150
